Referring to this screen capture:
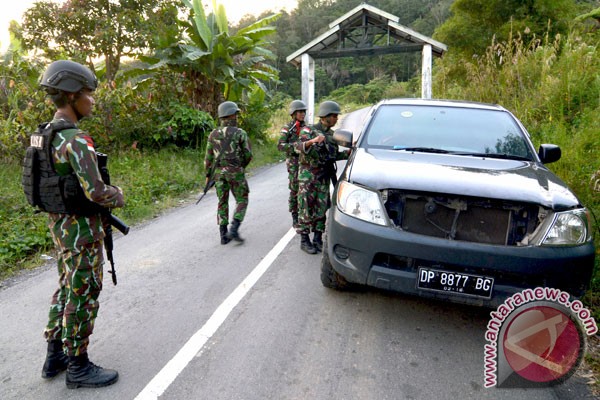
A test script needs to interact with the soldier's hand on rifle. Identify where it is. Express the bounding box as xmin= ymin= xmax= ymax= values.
xmin=304 ymin=134 xmax=325 ymax=151
xmin=205 ymin=177 xmax=210 ymax=188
